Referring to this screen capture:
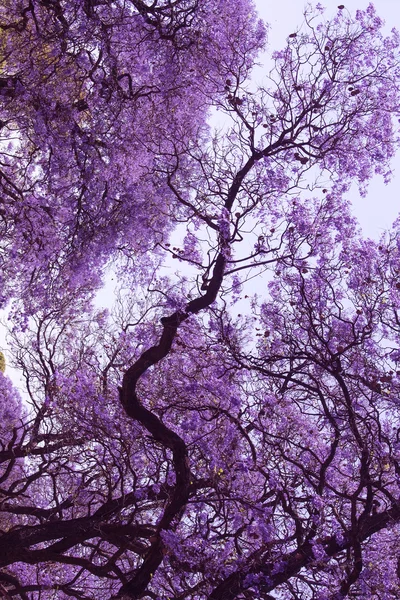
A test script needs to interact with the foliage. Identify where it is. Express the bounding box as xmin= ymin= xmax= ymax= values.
xmin=1 ymin=1 xmax=400 ymax=599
